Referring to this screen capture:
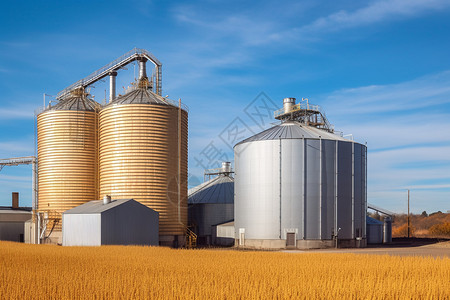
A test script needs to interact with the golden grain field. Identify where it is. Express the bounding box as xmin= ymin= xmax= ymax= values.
xmin=0 ymin=242 xmax=449 ymax=299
